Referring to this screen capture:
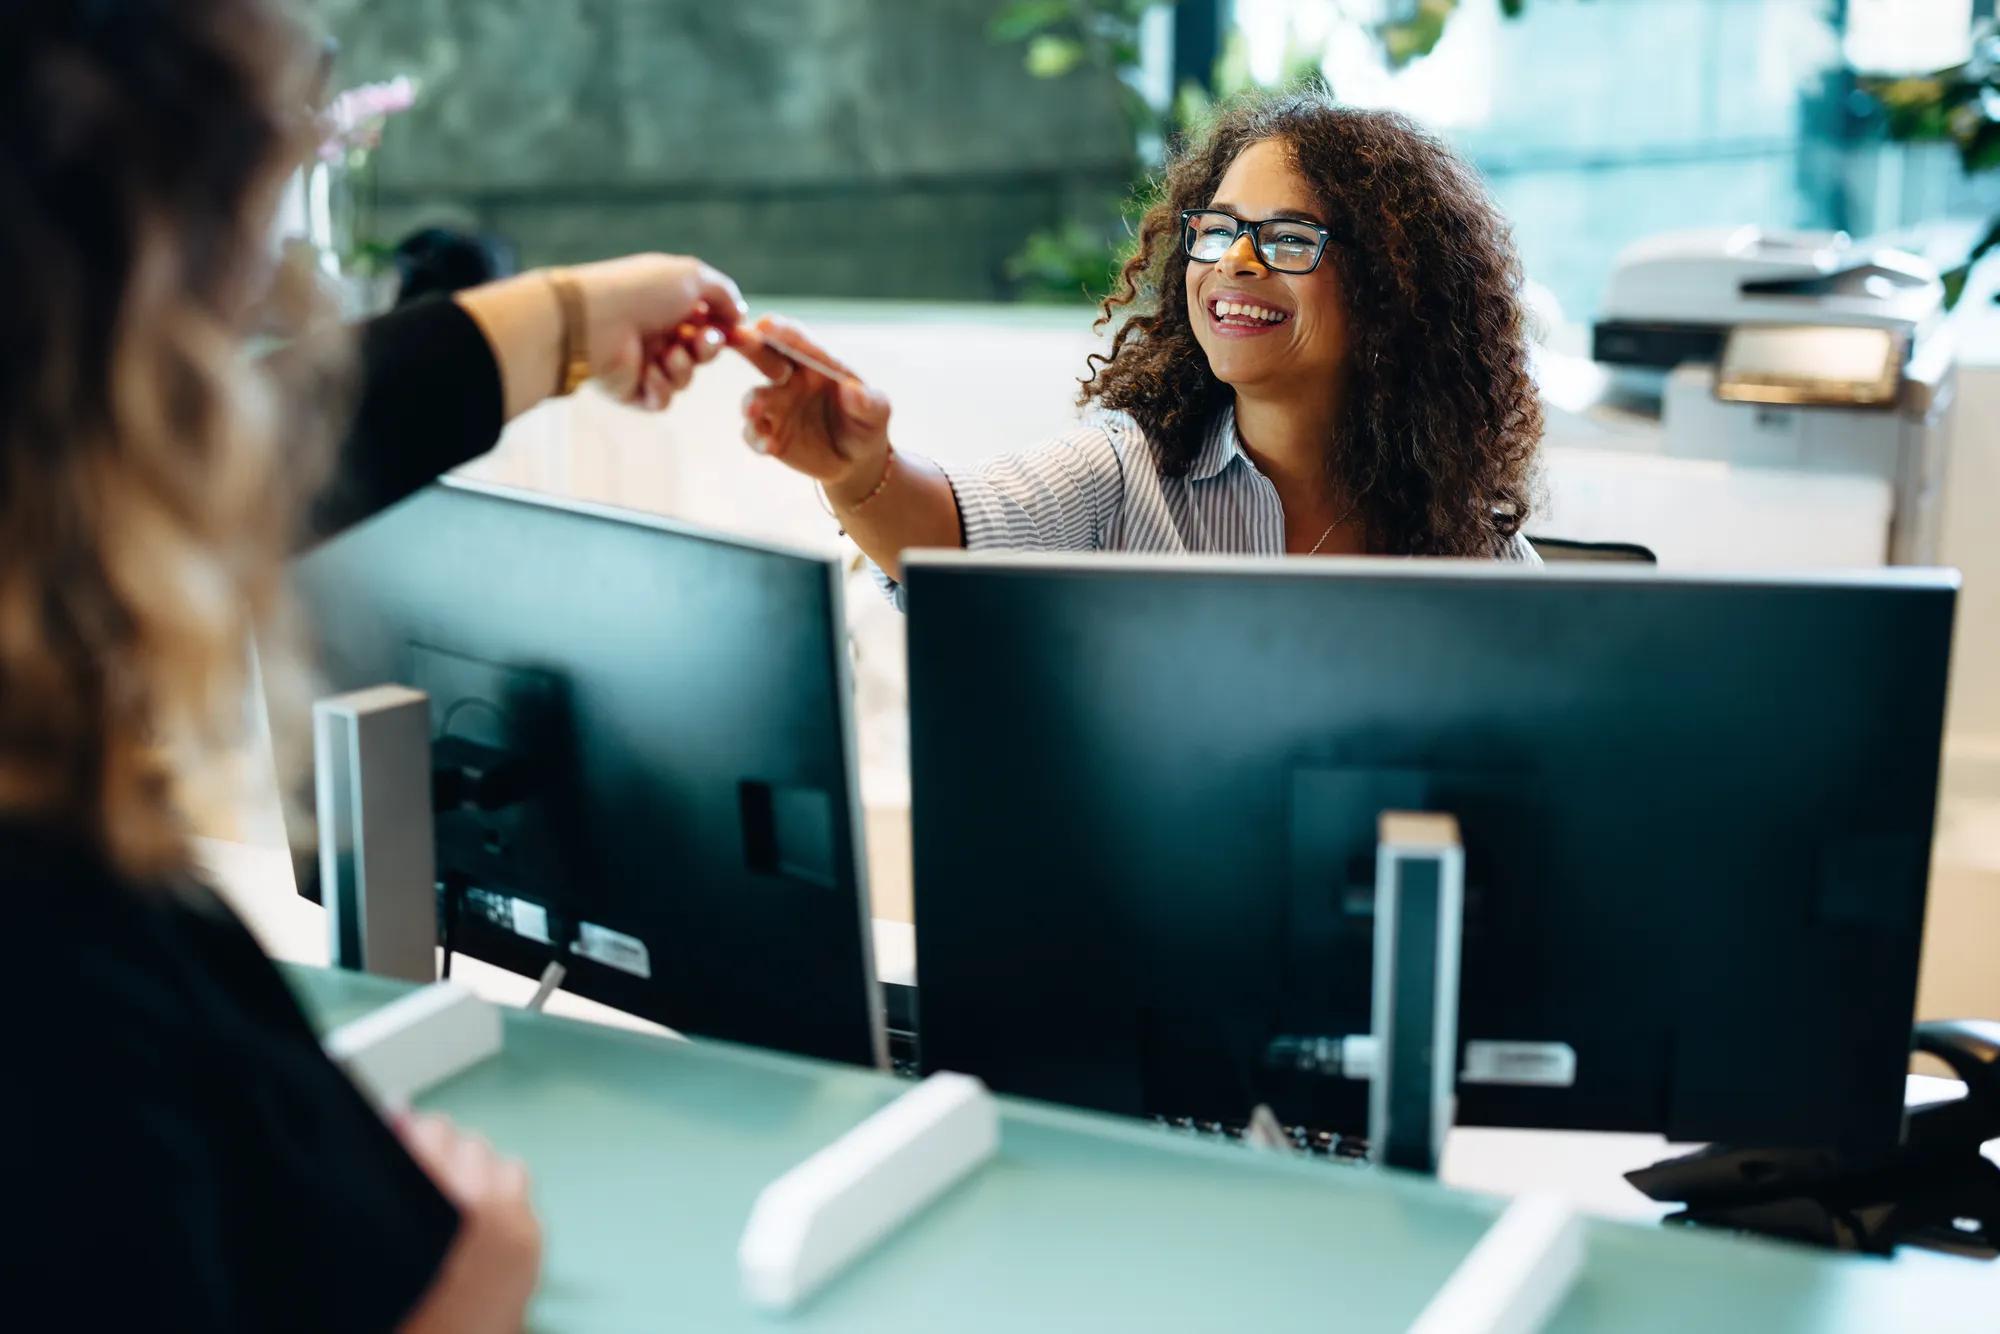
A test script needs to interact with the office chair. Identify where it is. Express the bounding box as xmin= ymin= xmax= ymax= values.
xmin=1526 ymin=536 xmax=1659 ymax=564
